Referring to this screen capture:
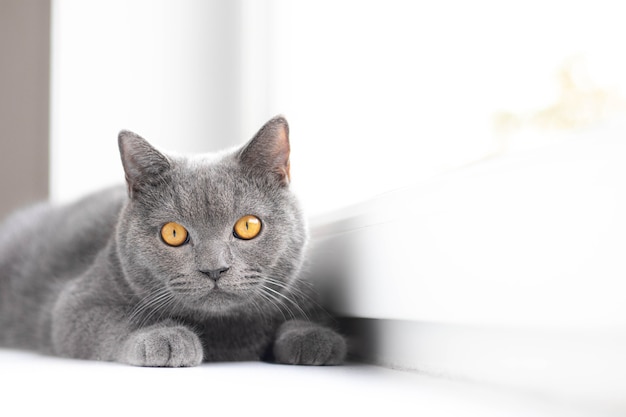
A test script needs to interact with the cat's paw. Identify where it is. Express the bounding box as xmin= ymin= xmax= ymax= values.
xmin=273 ymin=320 xmax=347 ymax=366
xmin=120 ymin=325 xmax=203 ymax=367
